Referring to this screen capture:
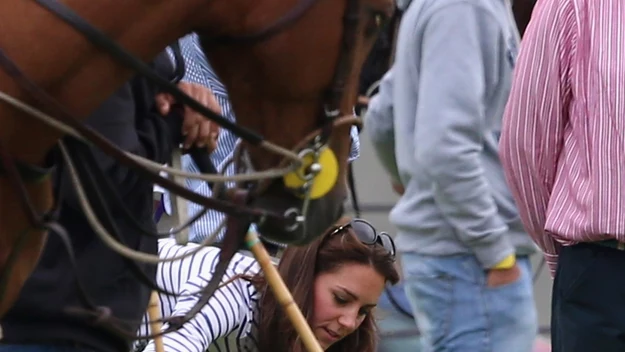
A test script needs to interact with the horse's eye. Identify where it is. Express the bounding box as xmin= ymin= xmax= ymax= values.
xmin=373 ymin=9 xmax=391 ymax=25
xmin=374 ymin=13 xmax=384 ymax=27
xmin=364 ymin=11 xmax=389 ymax=37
